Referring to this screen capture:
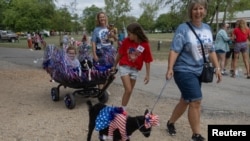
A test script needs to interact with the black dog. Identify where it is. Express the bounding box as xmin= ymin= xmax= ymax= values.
xmin=86 ymin=100 xmax=157 ymax=141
